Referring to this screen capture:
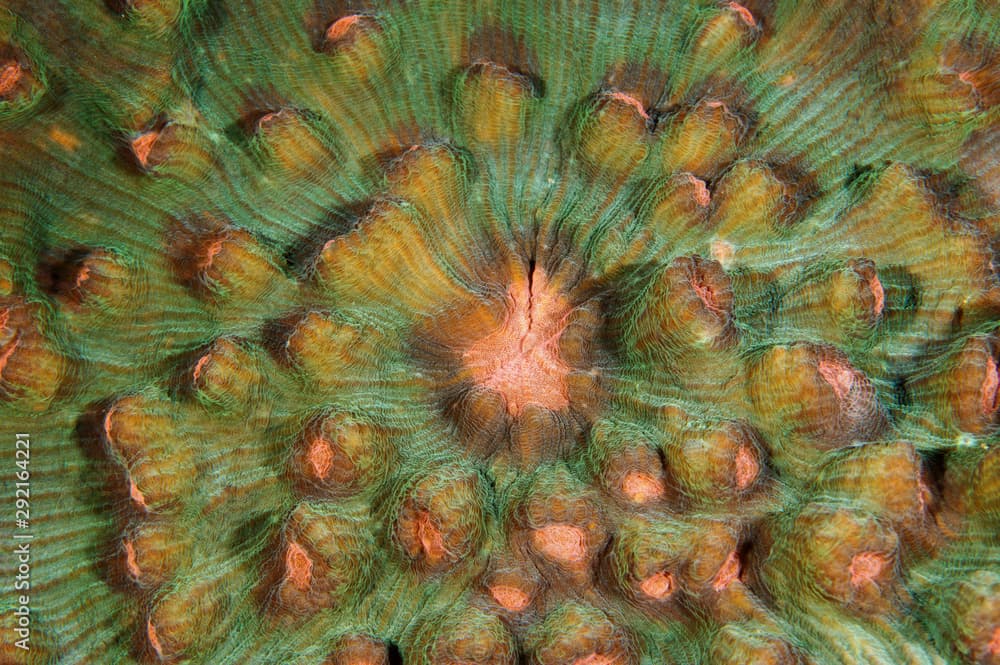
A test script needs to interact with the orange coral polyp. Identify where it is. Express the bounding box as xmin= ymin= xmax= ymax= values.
xmin=848 ymin=551 xmax=888 ymax=587
xmin=415 ymin=511 xmax=447 ymax=564
xmin=711 ymin=551 xmax=741 ymax=591
xmin=734 ymin=445 xmax=759 ymax=489
xmin=621 ymin=471 xmax=664 ymax=503
xmin=490 ymin=584 xmax=531 ymax=612
xmin=130 ymin=131 xmax=159 ymax=168
xmin=284 ymin=541 xmax=313 ymax=591
xmin=726 ymin=2 xmax=756 ymax=28
xmin=868 ymin=273 xmax=885 ymax=317
xmin=532 ymin=523 xmax=588 ymax=564
xmin=982 ymin=355 xmax=999 ymax=416
xmin=146 ymin=619 xmax=164 ymax=659
xmin=0 ymin=61 xmax=21 ymax=97
xmin=198 ymin=237 xmax=226 ymax=273
xmin=0 ymin=330 xmax=17 ymax=379
xmin=639 ymin=571 xmax=675 ymax=599
xmin=325 ymin=15 xmax=363 ymax=43
xmin=306 ymin=436 xmax=334 ymax=479
xmin=688 ymin=174 xmax=711 ymax=207
xmin=463 ymin=266 xmax=572 ymax=415
xmin=124 ymin=540 xmax=141 ymax=580
xmin=572 ymin=654 xmax=618 ymax=665
xmin=128 ymin=478 xmax=148 ymax=510
xmin=607 ymin=91 xmax=649 ymax=120
xmin=0 ymin=308 xmax=18 ymax=378
xmin=818 ymin=359 xmax=855 ymax=400
xmin=691 ymin=269 xmax=723 ymax=314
